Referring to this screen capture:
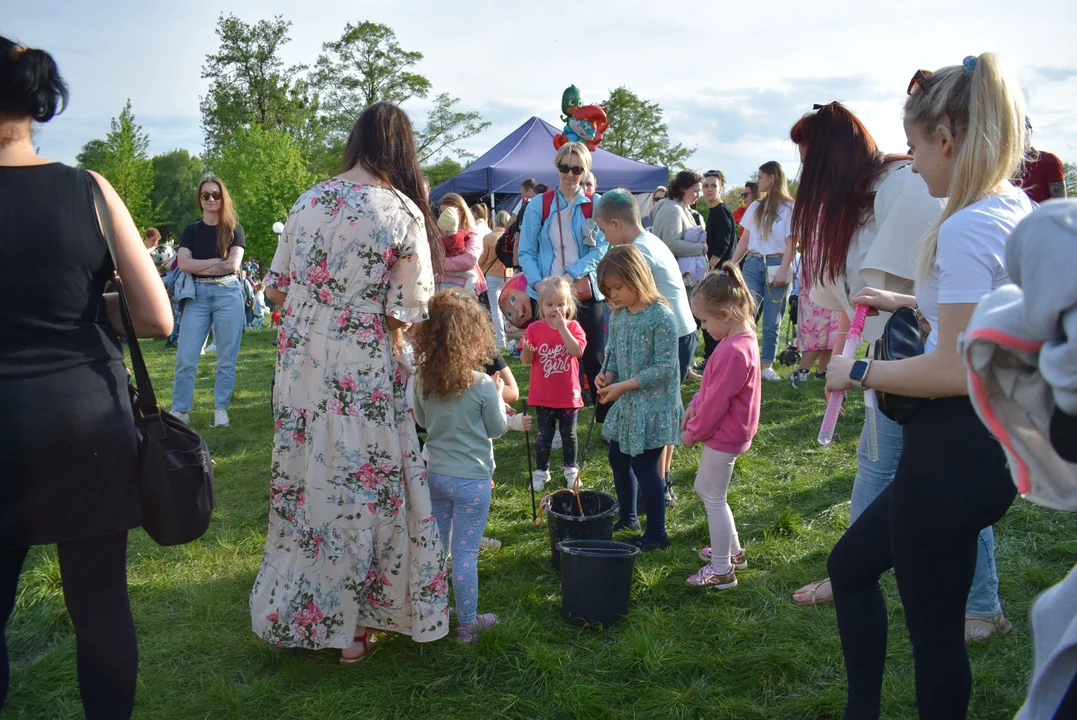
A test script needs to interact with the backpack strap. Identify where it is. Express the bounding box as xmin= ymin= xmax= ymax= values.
xmin=541 ymin=189 xmax=595 ymax=224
